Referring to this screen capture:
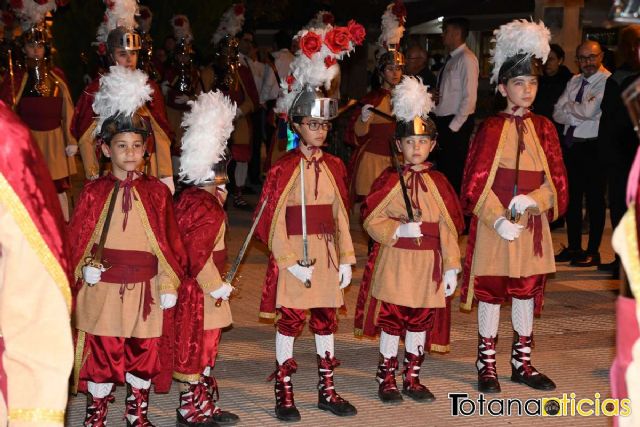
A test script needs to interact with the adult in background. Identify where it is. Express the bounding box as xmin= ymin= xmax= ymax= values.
xmin=553 ymin=40 xmax=611 ymax=266
xmin=405 ymin=44 xmax=437 ymax=88
xmin=432 ymin=17 xmax=478 ymax=194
